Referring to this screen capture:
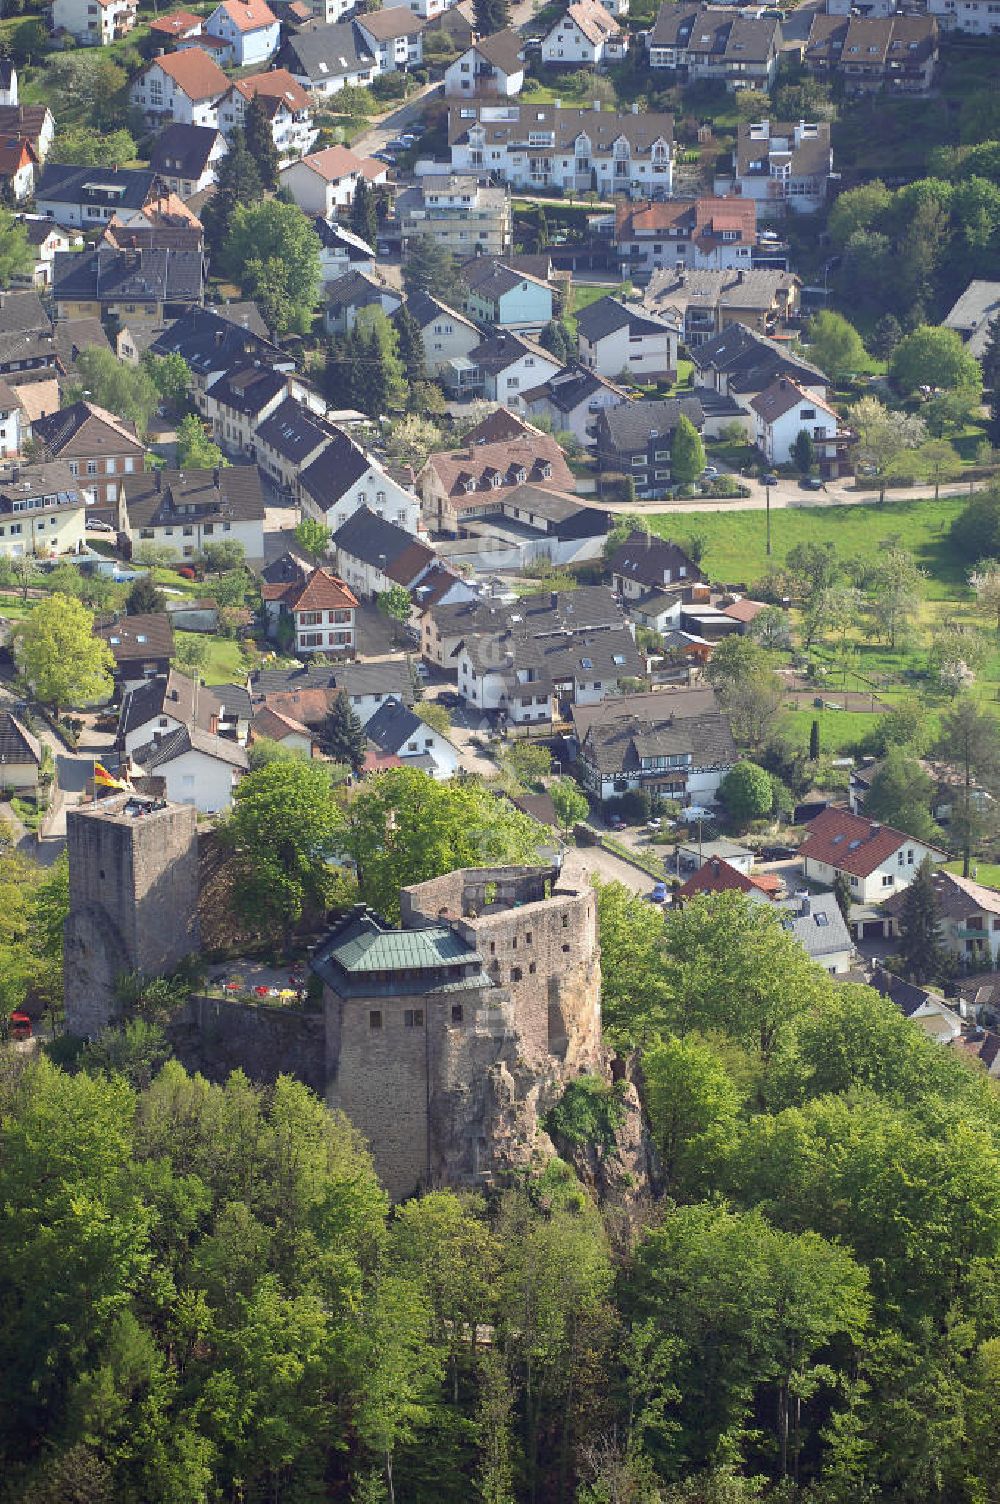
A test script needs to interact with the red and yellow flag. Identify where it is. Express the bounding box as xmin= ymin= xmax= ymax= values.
xmin=94 ymin=762 xmax=130 ymax=791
